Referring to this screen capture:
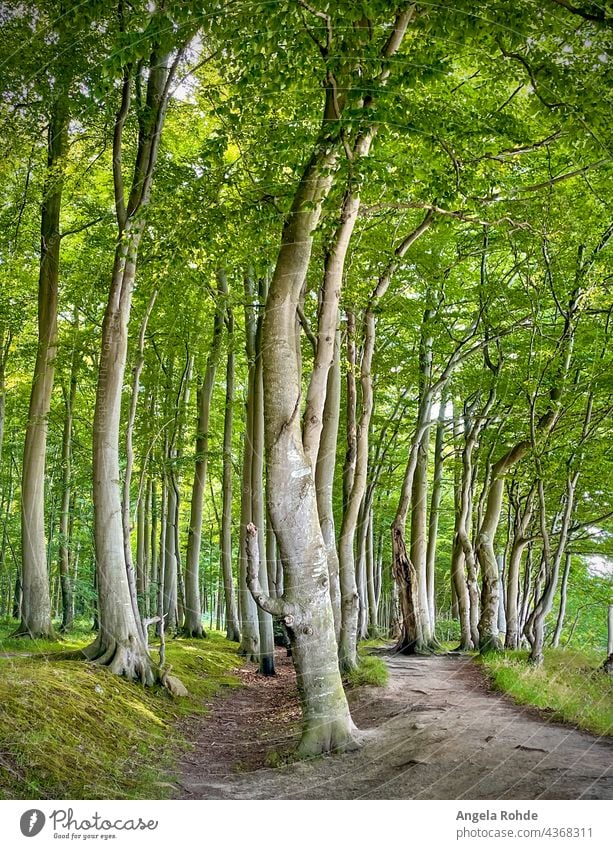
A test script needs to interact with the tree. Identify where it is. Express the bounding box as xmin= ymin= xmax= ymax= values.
xmin=86 ymin=8 xmax=184 ymax=681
